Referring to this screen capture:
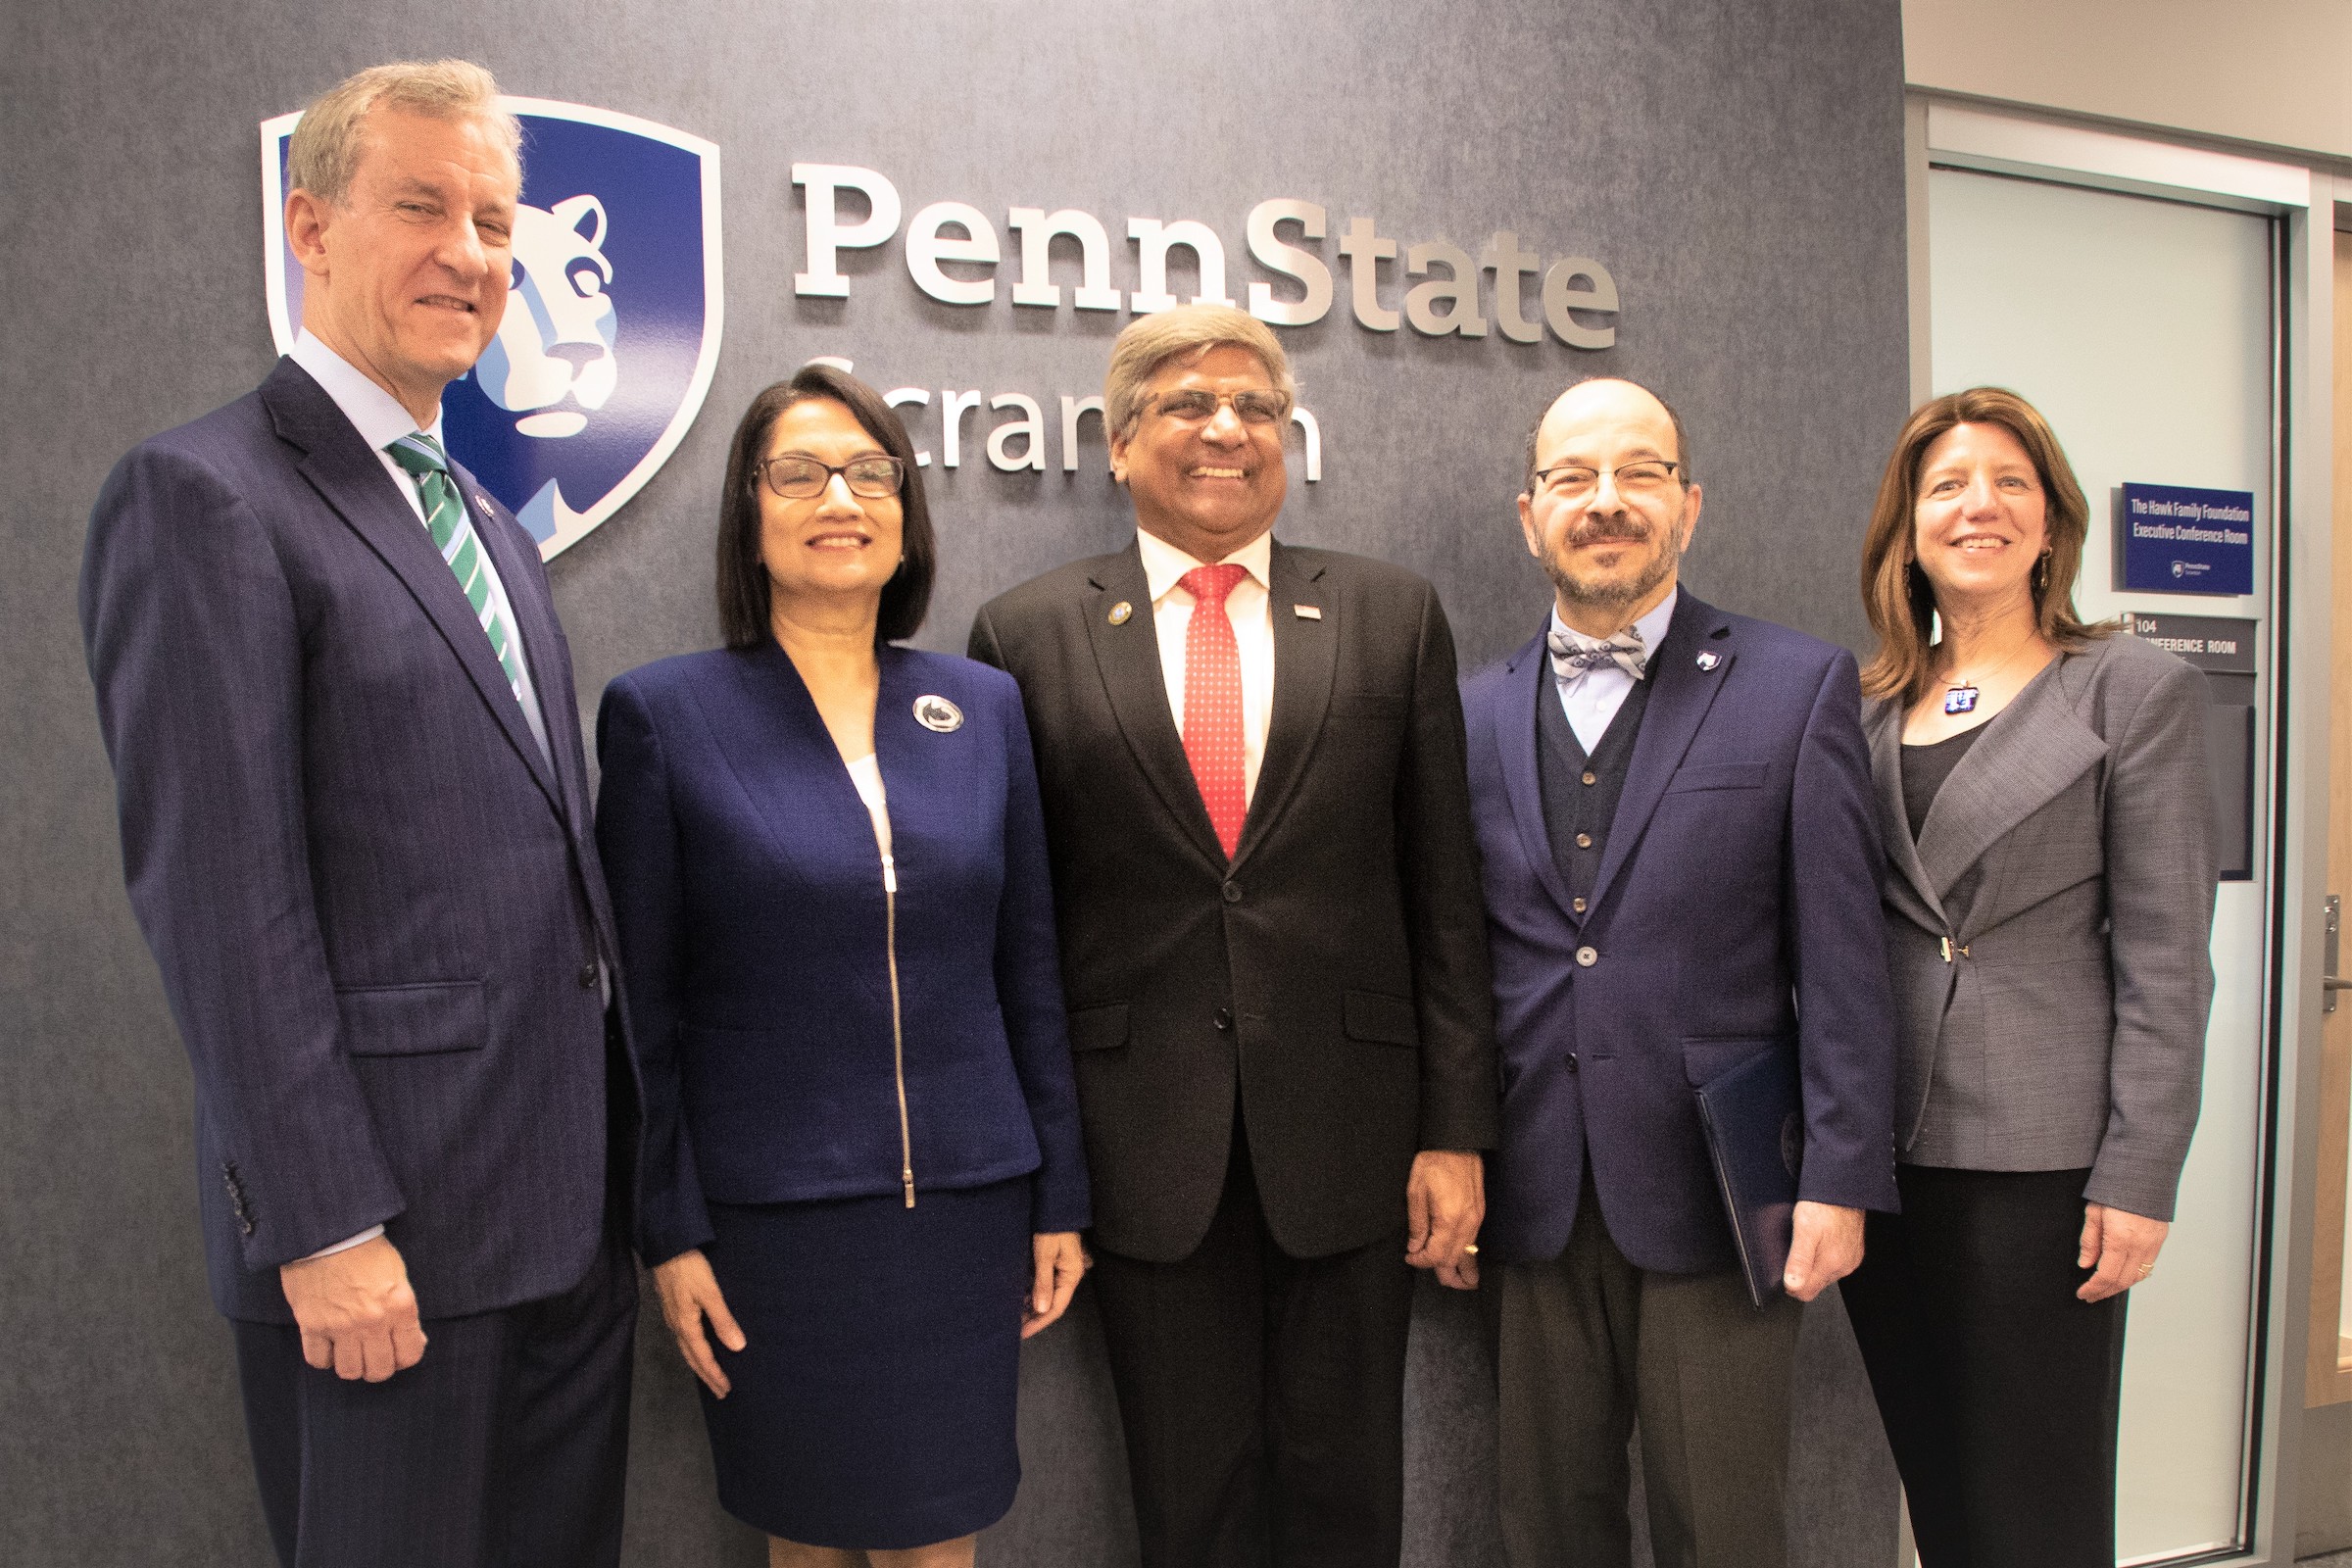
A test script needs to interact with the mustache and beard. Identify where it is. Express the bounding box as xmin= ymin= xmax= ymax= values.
xmin=1540 ymin=508 xmax=1690 ymax=613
